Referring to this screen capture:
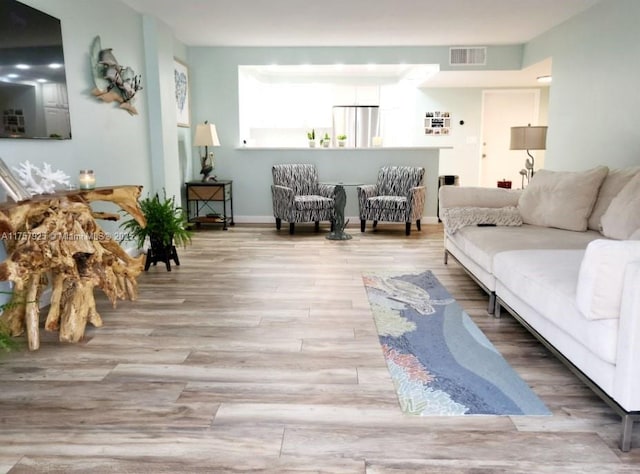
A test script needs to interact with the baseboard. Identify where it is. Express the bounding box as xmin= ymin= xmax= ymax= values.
xmin=233 ymin=215 xmax=440 ymax=224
